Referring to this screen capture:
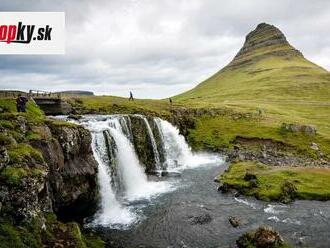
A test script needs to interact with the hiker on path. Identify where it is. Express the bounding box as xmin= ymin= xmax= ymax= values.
xmin=129 ymin=91 xmax=134 ymax=101
xmin=169 ymin=98 xmax=172 ymax=104
xmin=16 ymin=94 xmax=28 ymax=112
